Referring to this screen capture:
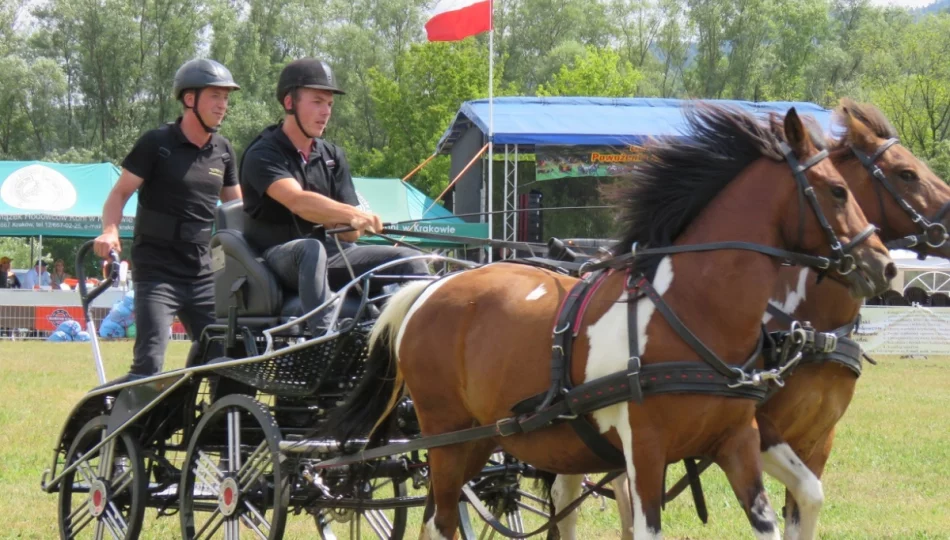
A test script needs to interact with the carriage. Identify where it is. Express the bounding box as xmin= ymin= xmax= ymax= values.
xmin=41 ymin=102 xmax=947 ymax=540
xmin=41 ymin=199 xmax=588 ymax=540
